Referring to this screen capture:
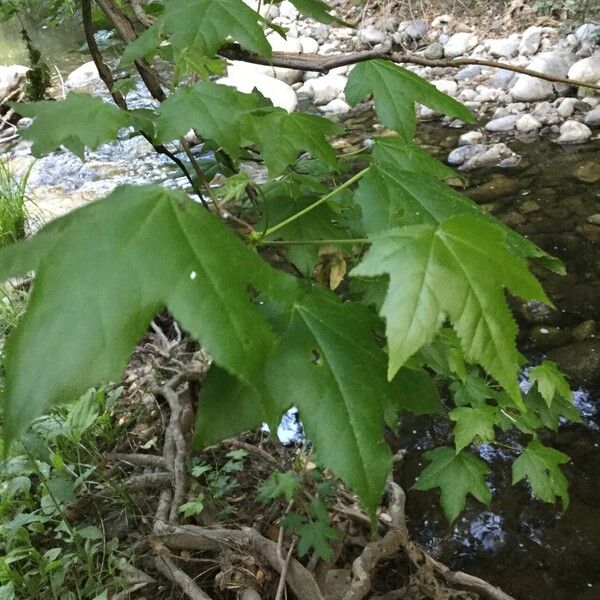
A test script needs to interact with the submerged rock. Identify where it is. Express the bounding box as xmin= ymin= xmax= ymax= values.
xmin=547 ymin=340 xmax=600 ymax=388
xmin=557 ymin=120 xmax=593 ymax=144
